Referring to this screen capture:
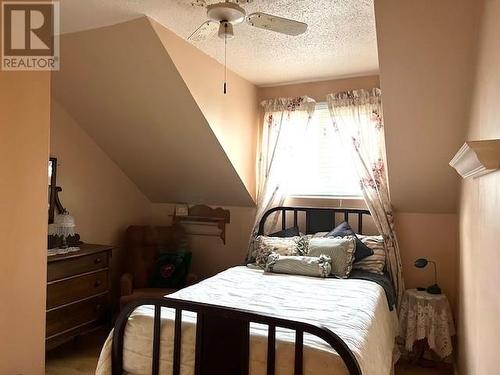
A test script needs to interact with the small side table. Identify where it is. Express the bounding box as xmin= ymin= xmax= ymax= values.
xmin=399 ymin=289 xmax=455 ymax=360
